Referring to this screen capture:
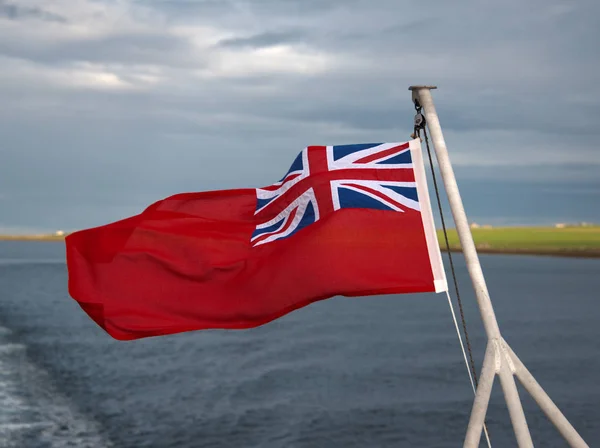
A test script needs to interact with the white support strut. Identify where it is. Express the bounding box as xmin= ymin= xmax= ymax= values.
xmin=408 ymin=86 xmax=589 ymax=448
